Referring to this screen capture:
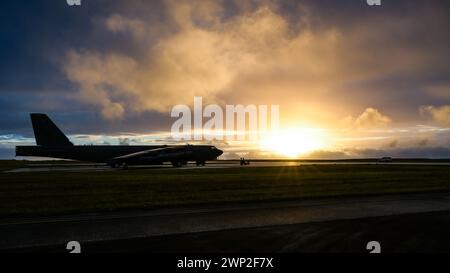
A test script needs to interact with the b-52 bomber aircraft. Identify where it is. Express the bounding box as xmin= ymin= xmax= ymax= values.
xmin=16 ymin=114 xmax=223 ymax=168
